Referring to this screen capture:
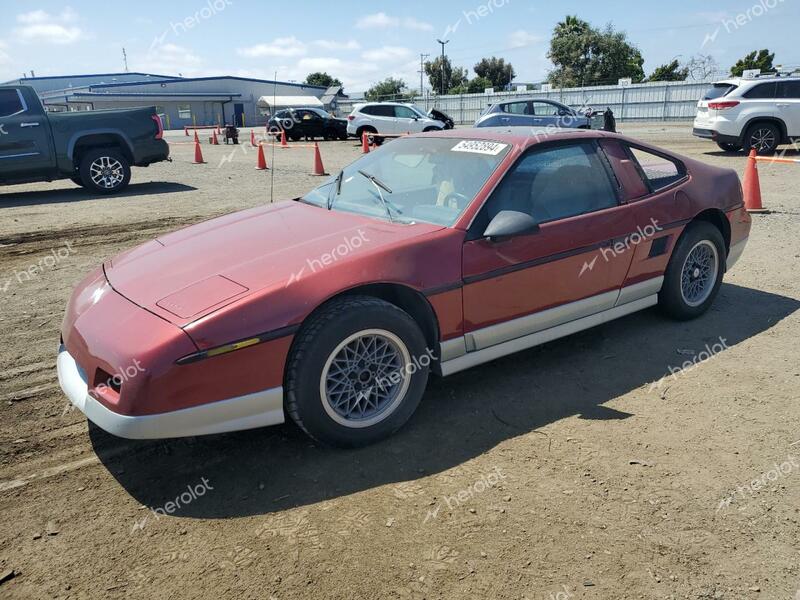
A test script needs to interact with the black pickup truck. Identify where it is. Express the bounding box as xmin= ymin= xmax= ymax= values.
xmin=0 ymin=85 xmax=169 ymax=194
